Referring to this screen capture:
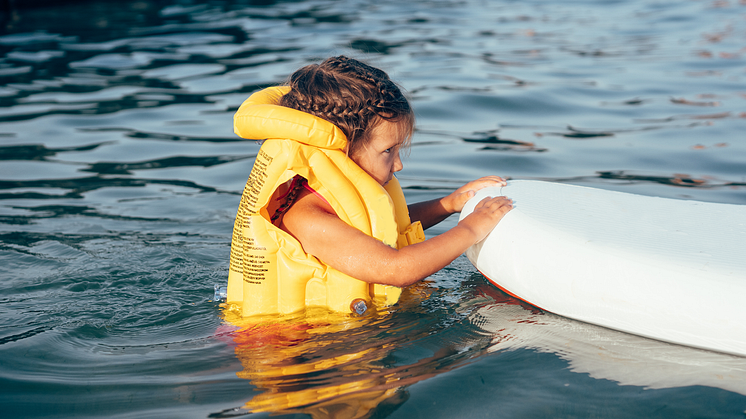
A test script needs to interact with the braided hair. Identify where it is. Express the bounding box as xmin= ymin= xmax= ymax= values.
xmin=279 ymin=56 xmax=414 ymax=155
